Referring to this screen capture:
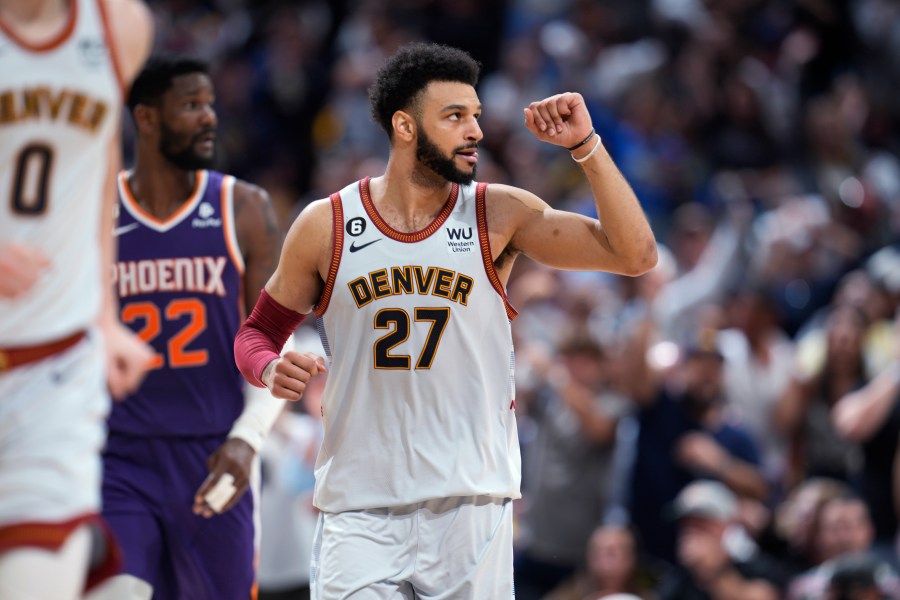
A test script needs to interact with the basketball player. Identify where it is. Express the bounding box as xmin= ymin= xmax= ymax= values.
xmin=90 ymin=54 xmax=286 ymax=600
xmin=0 ymin=0 xmax=153 ymax=597
xmin=235 ymin=42 xmax=658 ymax=598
